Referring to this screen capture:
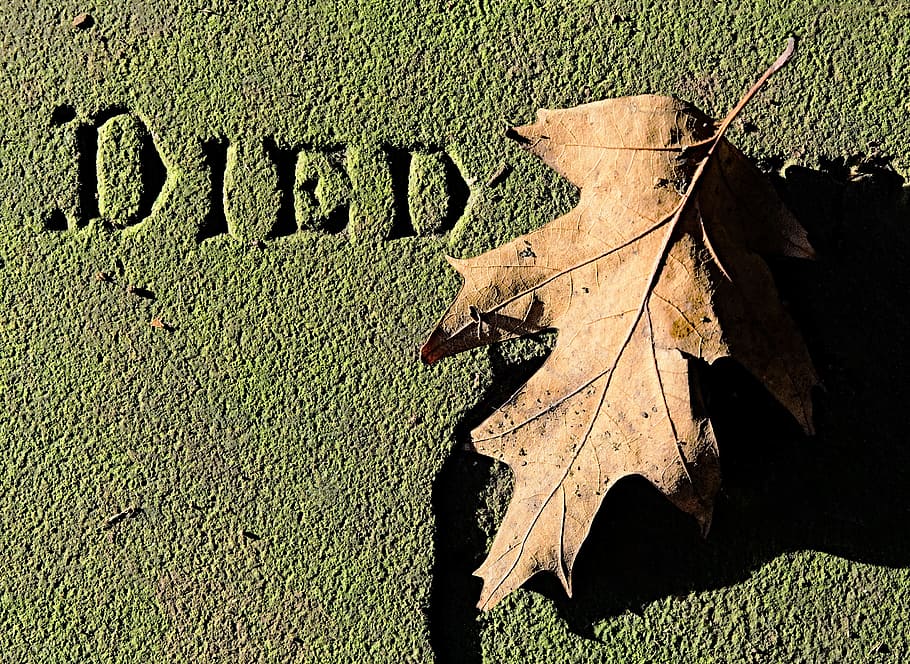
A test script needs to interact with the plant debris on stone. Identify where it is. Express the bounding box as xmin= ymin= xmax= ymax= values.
xmin=422 ymin=39 xmax=818 ymax=611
